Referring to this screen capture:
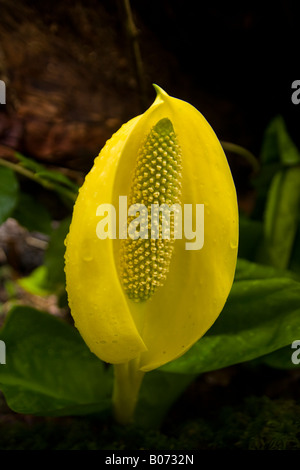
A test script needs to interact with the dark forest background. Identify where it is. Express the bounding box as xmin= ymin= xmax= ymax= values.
xmin=0 ymin=0 xmax=298 ymax=175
